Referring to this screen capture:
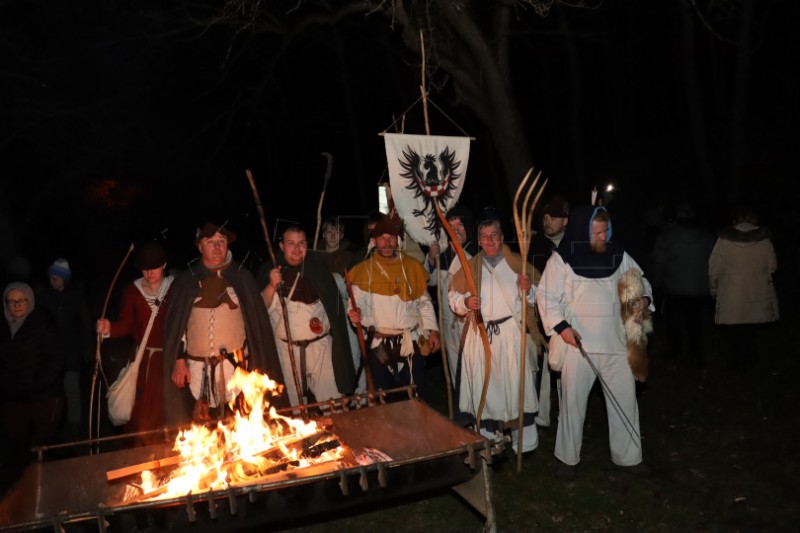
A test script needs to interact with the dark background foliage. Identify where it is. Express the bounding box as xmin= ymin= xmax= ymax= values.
xmin=2 ymin=0 xmax=798 ymax=304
